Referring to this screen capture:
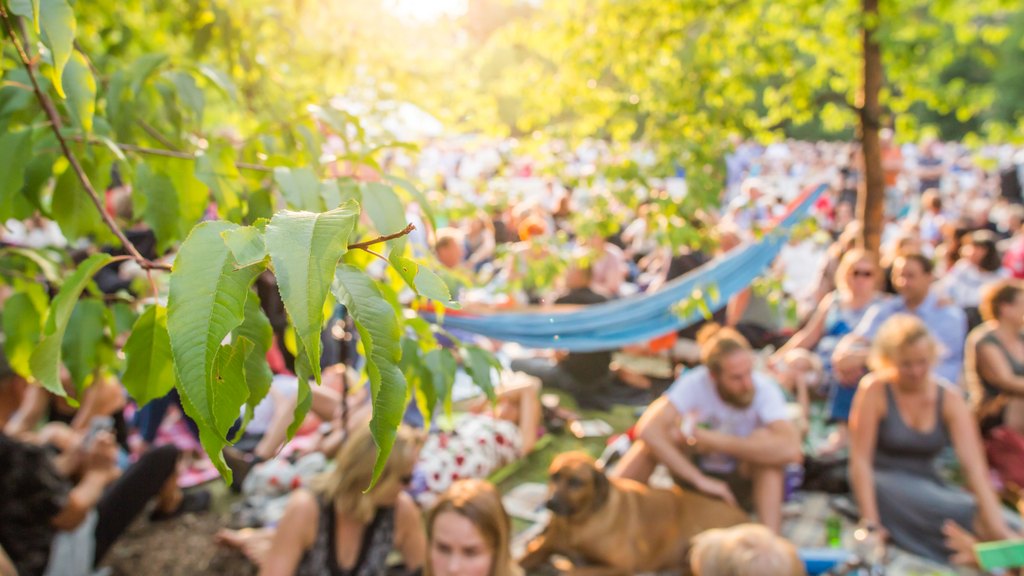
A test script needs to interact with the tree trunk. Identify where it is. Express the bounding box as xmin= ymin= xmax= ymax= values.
xmin=858 ymin=0 xmax=885 ymax=253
